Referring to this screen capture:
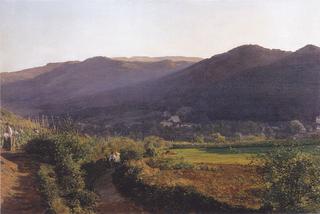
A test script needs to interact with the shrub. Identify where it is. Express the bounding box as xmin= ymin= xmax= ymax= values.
xmin=25 ymin=133 xmax=56 ymax=163
xmin=143 ymin=136 xmax=169 ymax=157
xmin=120 ymin=147 xmax=144 ymax=161
xmin=28 ymin=132 xmax=97 ymax=213
xmin=210 ymin=132 xmax=226 ymax=144
xmin=194 ymin=135 xmax=205 ymax=144
xmin=56 ymin=155 xmax=85 ymax=196
xmin=259 ymin=146 xmax=320 ymax=212
xmin=38 ymin=164 xmax=70 ymax=214
xmin=288 ymin=120 xmax=306 ymax=135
